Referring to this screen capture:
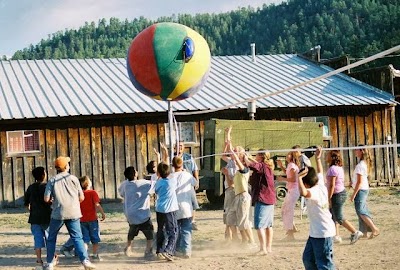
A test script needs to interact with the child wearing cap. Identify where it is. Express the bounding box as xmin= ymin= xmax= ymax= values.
xmin=24 ymin=166 xmax=53 ymax=269
xmin=79 ymin=176 xmax=106 ymax=261
xmin=44 ymin=156 xmax=96 ymax=270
